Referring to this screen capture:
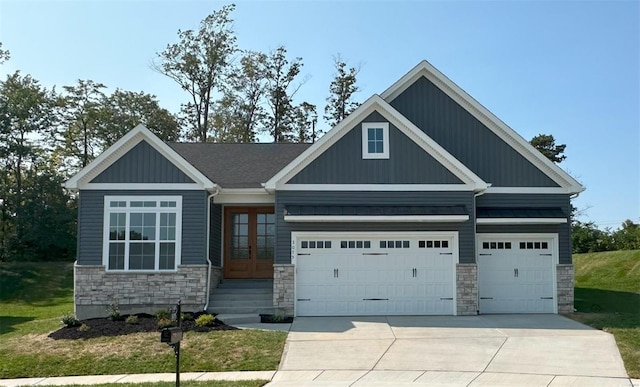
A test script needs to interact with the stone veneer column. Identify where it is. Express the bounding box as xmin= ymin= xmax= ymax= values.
xmin=273 ymin=264 xmax=295 ymax=315
xmin=74 ymin=264 xmax=208 ymax=320
xmin=456 ymin=264 xmax=478 ymax=315
xmin=557 ymin=264 xmax=574 ymax=314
